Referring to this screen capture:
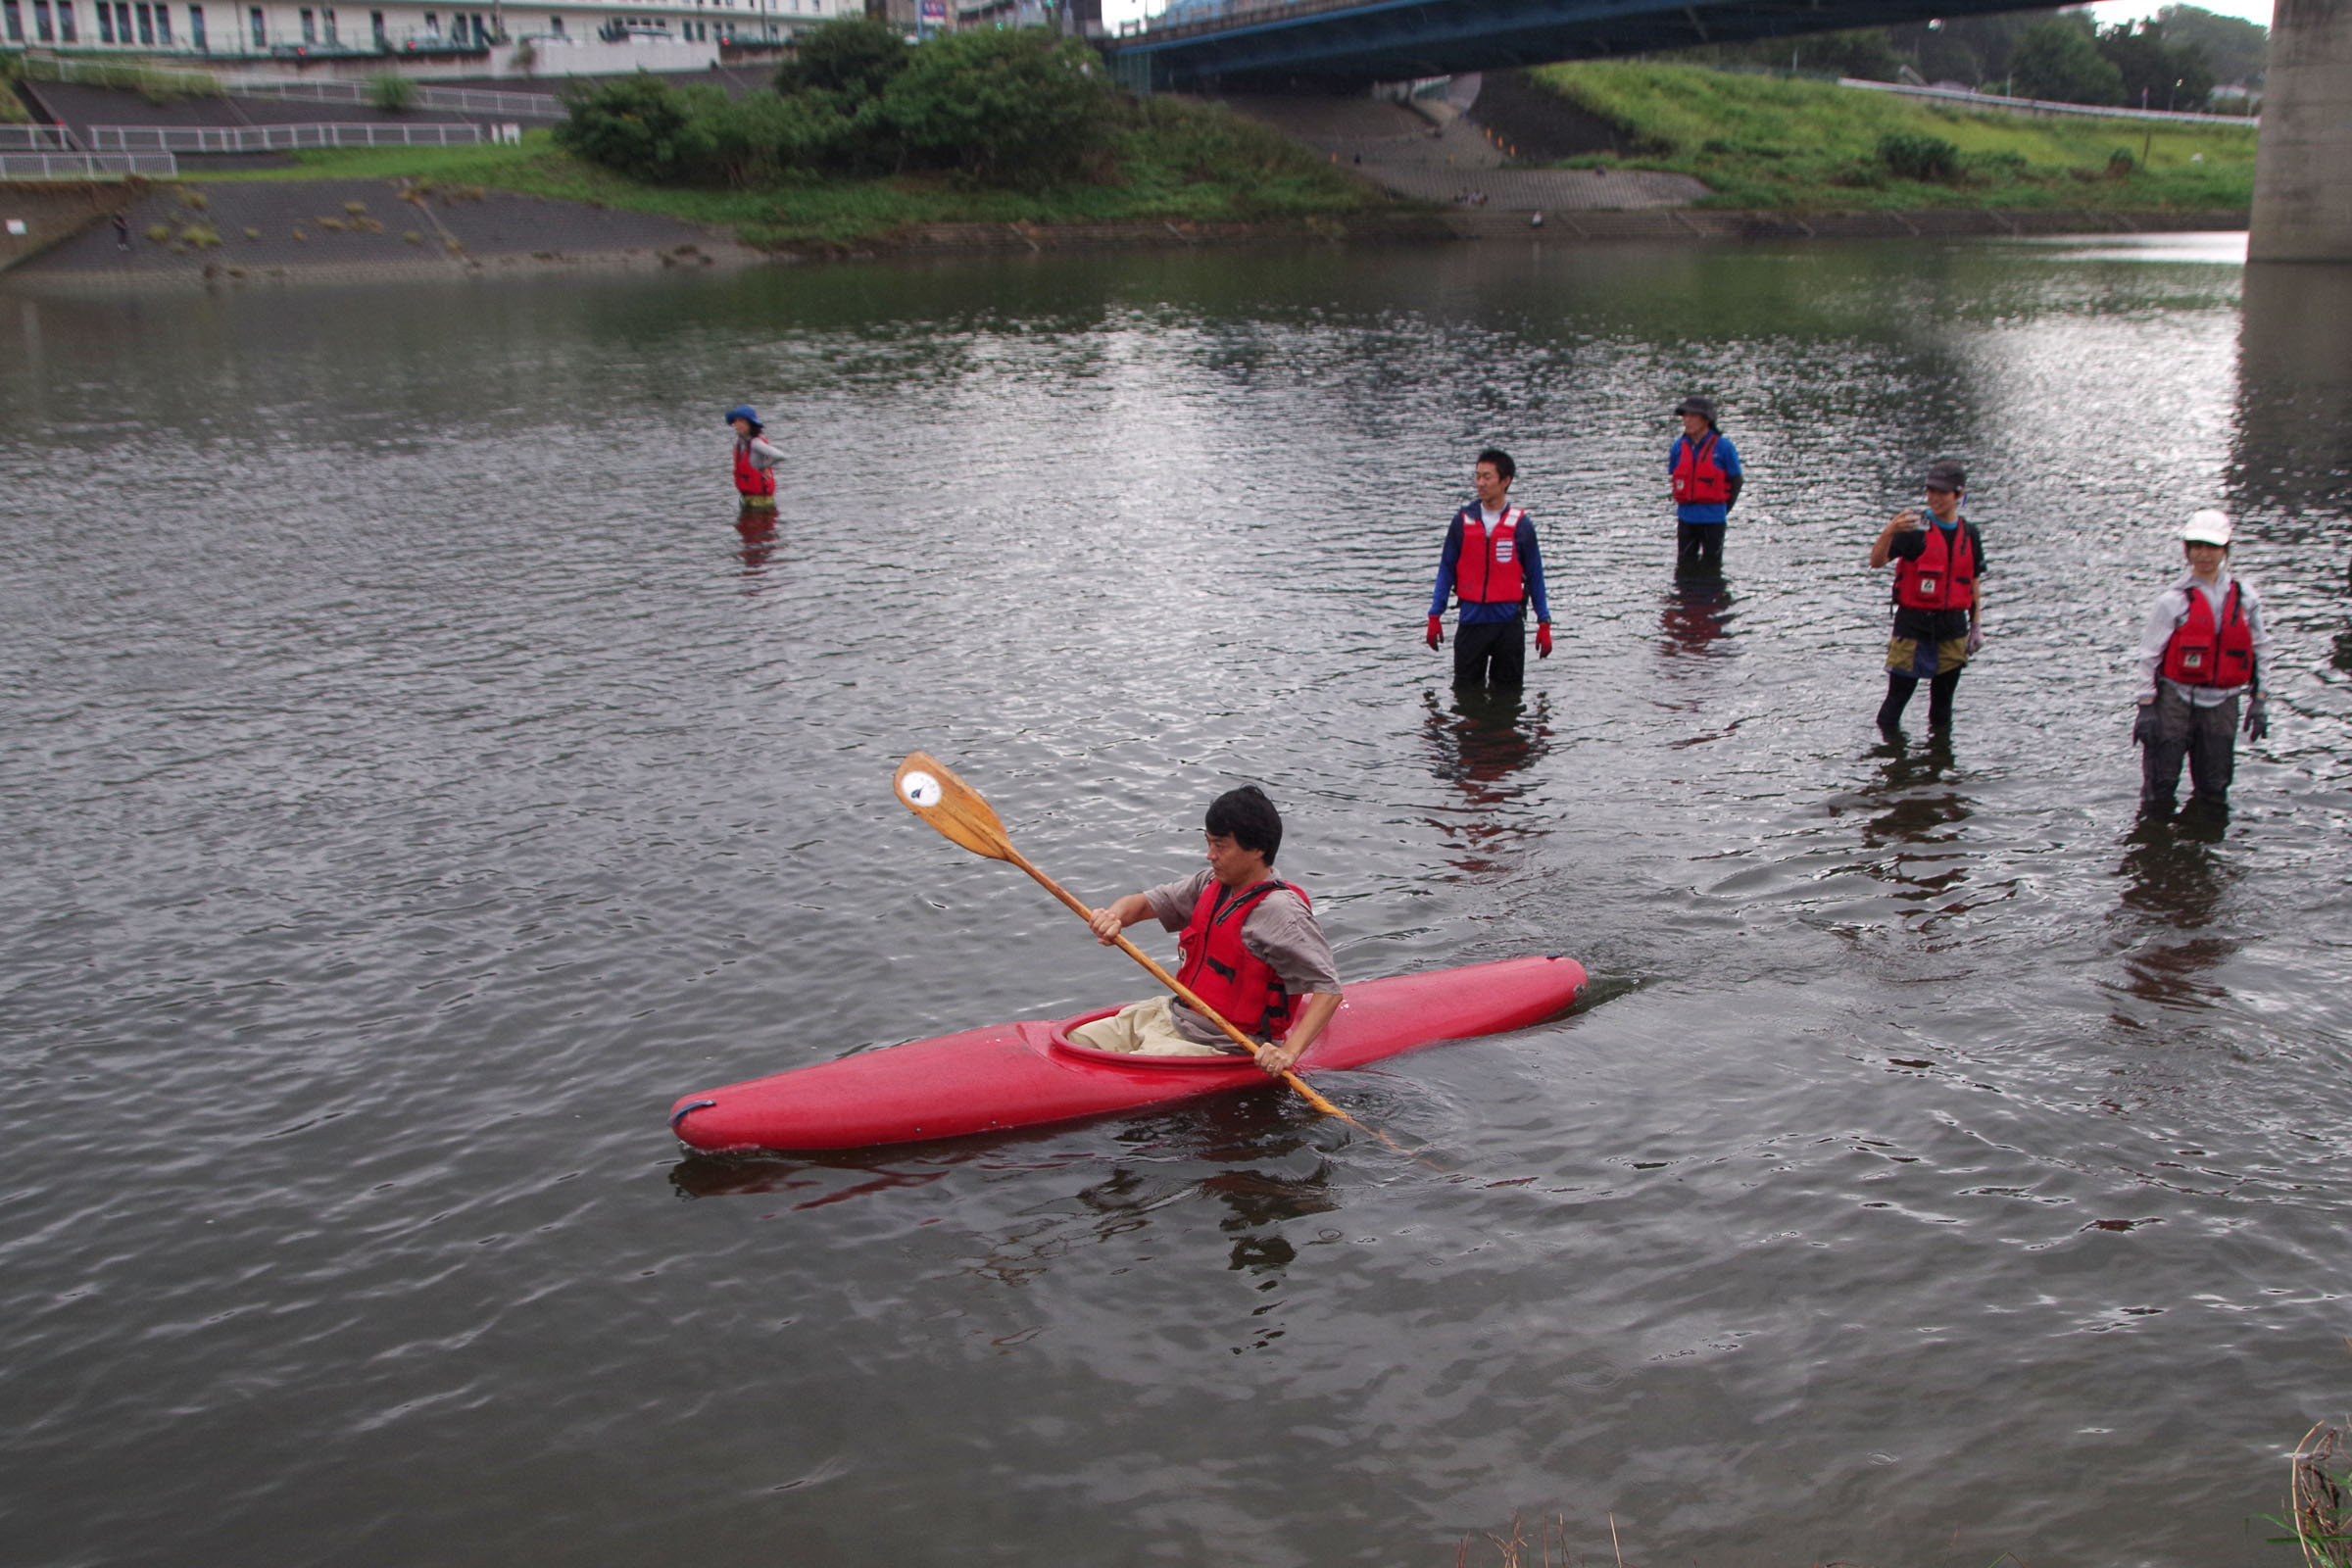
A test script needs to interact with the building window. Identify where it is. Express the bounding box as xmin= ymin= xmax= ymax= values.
xmin=547 ymin=12 xmax=562 ymax=33
xmin=188 ymin=1 xmax=203 ymax=46
xmin=97 ymin=0 xmax=113 ymax=36
xmin=32 ymin=0 xmax=51 ymax=39
xmin=0 ymin=0 xmax=19 ymax=41
xmin=153 ymin=1 xmax=167 ymax=36
xmin=58 ymin=0 xmax=74 ymax=37
xmin=115 ymin=0 xmax=128 ymax=39
xmin=133 ymin=0 xmax=151 ymax=40
xmin=248 ymin=2 xmax=262 ymax=42
xmin=299 ymin=6 xmax=312 ymax=38
xmin=421 ymin=9 xmax=436 ymax=32
xmin=370 ymin=7 xmax=383 ymax=44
